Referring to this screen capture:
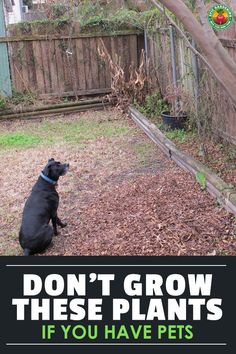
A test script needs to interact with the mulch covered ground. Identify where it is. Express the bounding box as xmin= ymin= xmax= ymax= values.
xmin=172 ymin=135 xmax=236 ymax=188
xmin=0 ymin=109 xmax=235 ymax=256
xmin=58 ymin=160 xmax=235 ymax=256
